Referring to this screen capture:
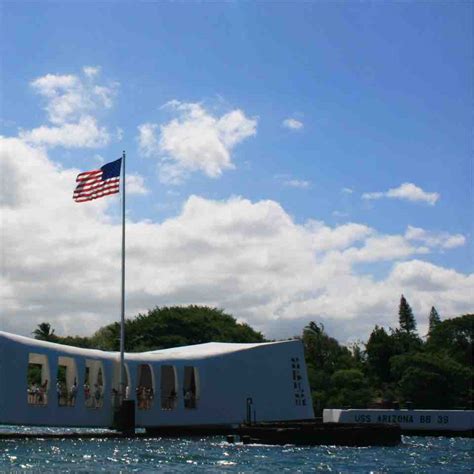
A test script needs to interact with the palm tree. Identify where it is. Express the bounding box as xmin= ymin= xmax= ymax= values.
xmin=33 ymin=322 xmax=56 ymax=341
xmin=304 ymin=321 xmax=324 ymax=336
